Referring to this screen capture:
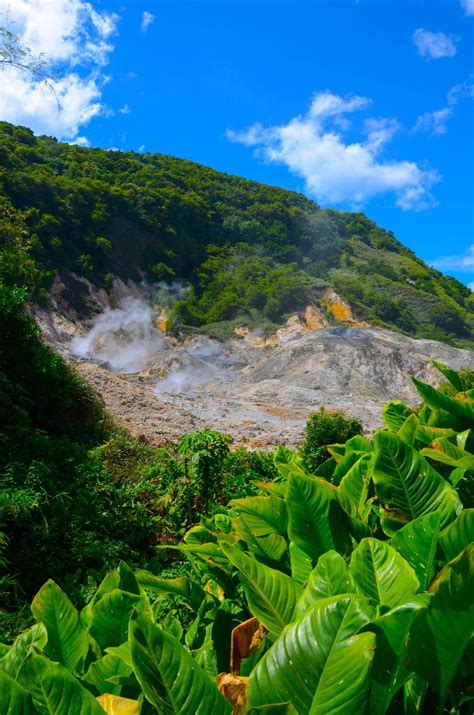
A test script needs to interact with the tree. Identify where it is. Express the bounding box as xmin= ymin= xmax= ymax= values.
xmin=428 ymin=304 xmax=468 ymax=338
